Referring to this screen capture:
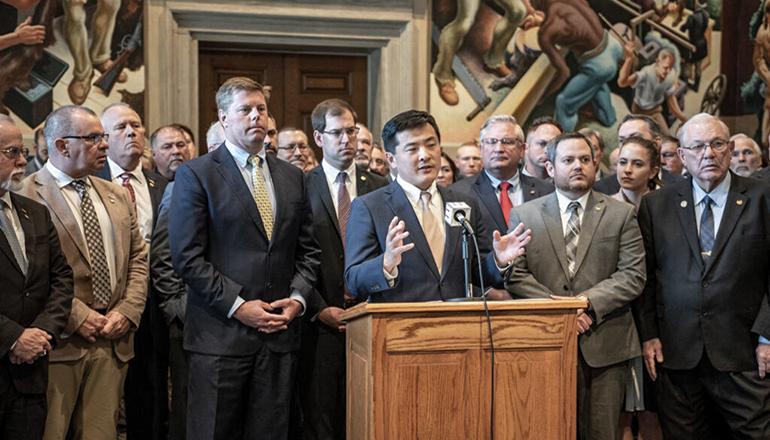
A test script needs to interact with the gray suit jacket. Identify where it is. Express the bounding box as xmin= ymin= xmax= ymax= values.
xmin=505 ymin=191 xmax=646 ymax=368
